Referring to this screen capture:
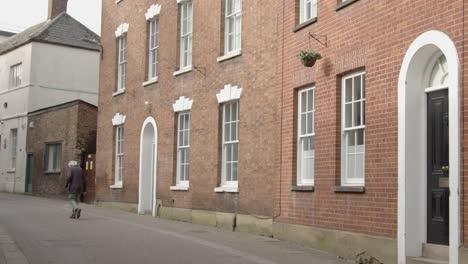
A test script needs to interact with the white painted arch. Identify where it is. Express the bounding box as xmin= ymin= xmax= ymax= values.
xmin=138 ymin=116 xmax=158 ymax=216
xmin=398 ymin=30 xmax=460 ymax=264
